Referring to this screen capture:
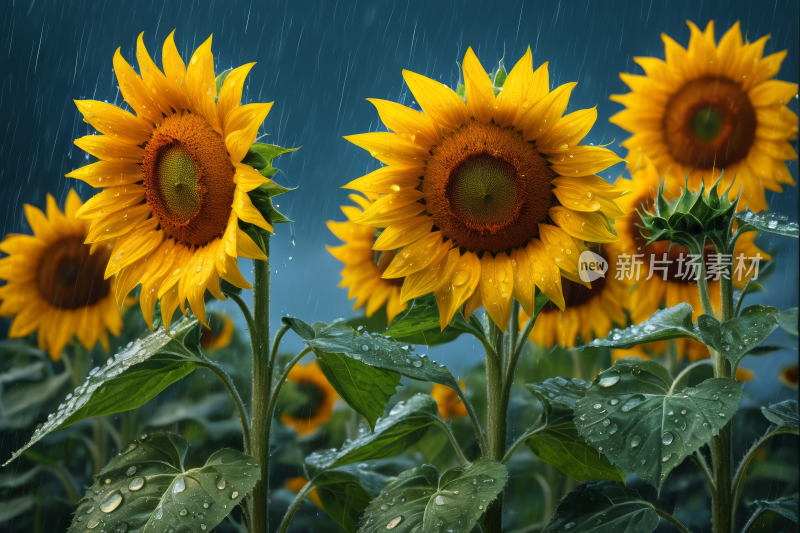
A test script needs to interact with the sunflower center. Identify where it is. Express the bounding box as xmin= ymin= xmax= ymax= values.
xmin=143 ymin=111 xmax=236 ymax=247
xmin=286 ymin=381 xmax=325 ymax=419
xmin=37 ymin=237 xmax=112 ymax=309
xmin=157 ymin=146 xmax=200 ymax=223
xmin=664 ymin=77 xmax=756 ymax=169
xmin=423 ymin=120 xmax=556 ymax=253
